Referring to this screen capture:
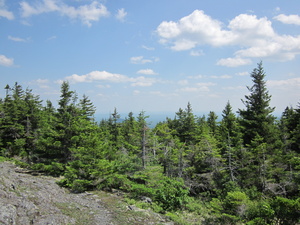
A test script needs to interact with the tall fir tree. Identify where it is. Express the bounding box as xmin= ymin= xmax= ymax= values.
xmin=238 ymin=62 xmax=276 ymax=146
